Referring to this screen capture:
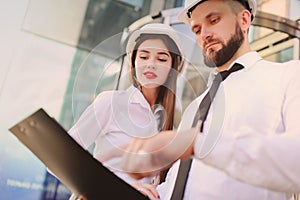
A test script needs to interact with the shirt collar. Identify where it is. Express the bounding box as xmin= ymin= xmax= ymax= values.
xmin=127 ymin=85 xmax=164 ymax=113
xmin=207 ymin=51 xmax=262 ymax=85
xmin=127 ymin=85 xmax=151 ymax=109
xmin=230 ymin=51 xmax=262 ymax=71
